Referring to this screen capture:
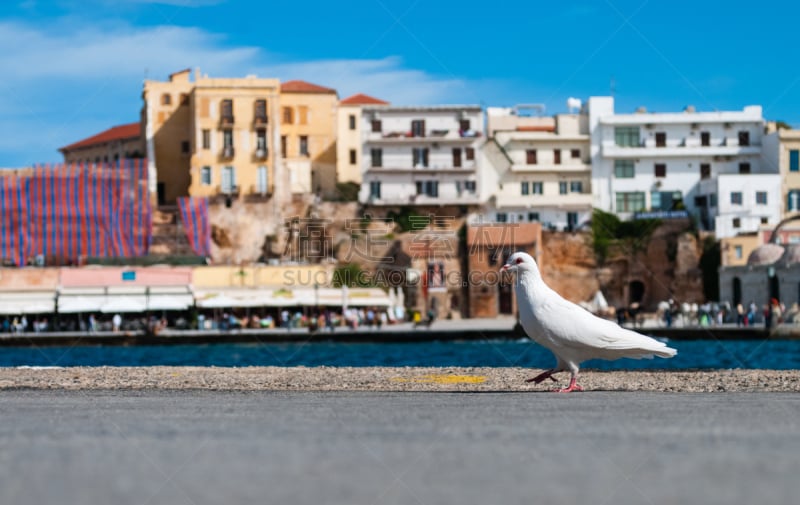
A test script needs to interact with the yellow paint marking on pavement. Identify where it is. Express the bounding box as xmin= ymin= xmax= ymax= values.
xmin=392 ymin=374 xmax=486 ymax=384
